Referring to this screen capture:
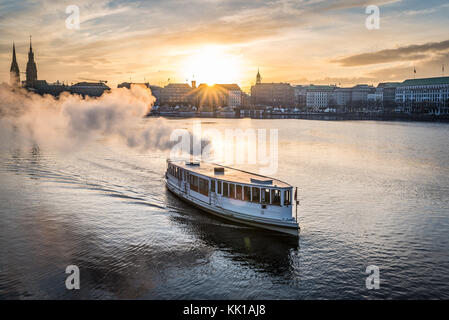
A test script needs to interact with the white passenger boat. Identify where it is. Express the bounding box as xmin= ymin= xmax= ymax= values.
xmin=165 ymin=160 xmax=300 ymax=237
